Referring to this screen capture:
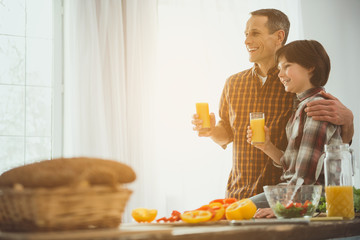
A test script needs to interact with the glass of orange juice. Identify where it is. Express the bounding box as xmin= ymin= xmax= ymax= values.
xmin=324 ymin=144 xmax=355 ymax=220
xmin=196 ymin=103 xmax=211 ymax=129
xmin=325 ymin=185 xmax=354 ymax=219
xmin=250 ymin=112 xmax=265 ymax=144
